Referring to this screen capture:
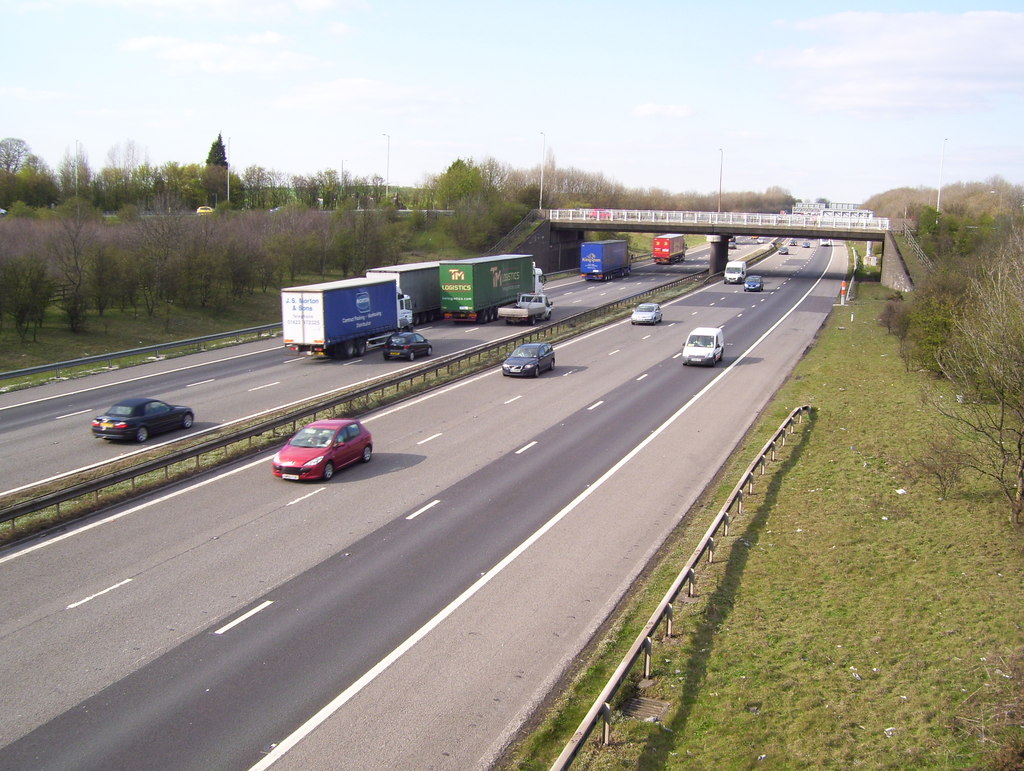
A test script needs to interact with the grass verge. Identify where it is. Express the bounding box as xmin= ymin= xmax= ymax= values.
xmin=502 ymin=282 xmax=1024 ymax=769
